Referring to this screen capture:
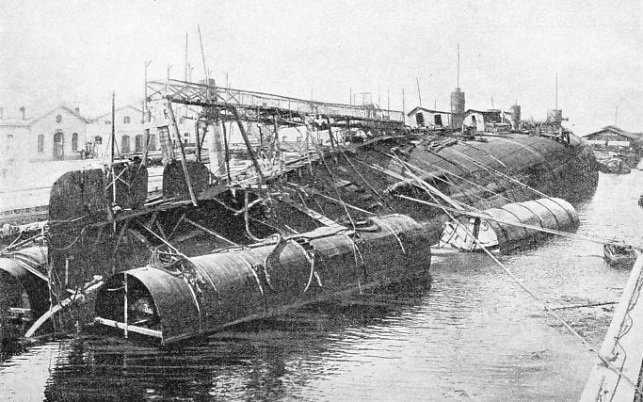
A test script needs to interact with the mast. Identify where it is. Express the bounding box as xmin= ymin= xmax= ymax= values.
xmin=111 ymin=91 xmax=115 ymax=165
xmin=198 ymin=25 xmax=210 ymax=97
xmin=402 ymin=88 xmax=405 ymax=125
xmin=184 ymin=32 xmax=189 ymax=82
xmin=555 ymin=73 xmax=558 ymax=110
xmin=457 ymin=43 xmax=460 ymax=88
xmin=615 ymin=106 xmax=618 ymax=126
